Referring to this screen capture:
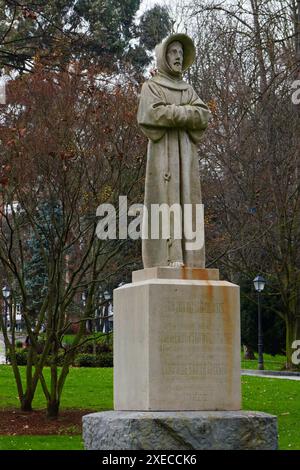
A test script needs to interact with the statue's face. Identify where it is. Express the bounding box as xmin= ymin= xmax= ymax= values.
xmin=166 ymin=41 xmax=183 ymax=73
